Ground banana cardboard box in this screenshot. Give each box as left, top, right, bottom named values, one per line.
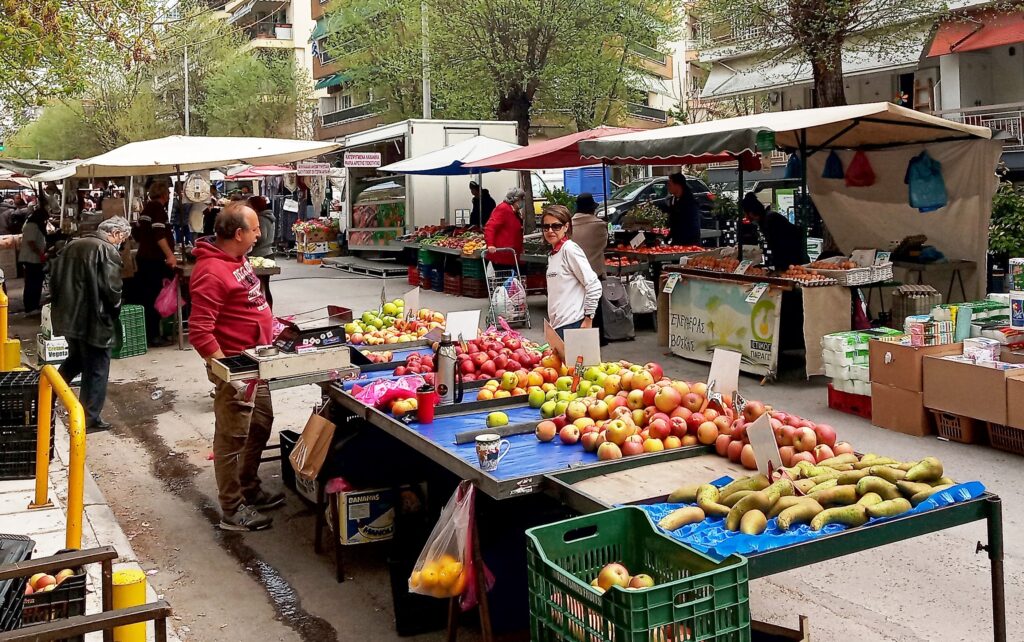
left=332, top=483, right=427, bottom=545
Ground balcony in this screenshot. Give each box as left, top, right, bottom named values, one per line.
left=321, top=102, right=383, bottom=128
left=693, top=21, right=768, bottom=55
left=626, top=102, right=669, bottom=122
left=933, top=102, right=1024, bottom=152
left=630, top=43, right=673, bottom=79
left=630, top=42, right=667, bottom=65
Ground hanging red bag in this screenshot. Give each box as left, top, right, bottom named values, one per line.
left=844, top=150, right=876, bottom=187
left=153, top=275, right=179, bottom=318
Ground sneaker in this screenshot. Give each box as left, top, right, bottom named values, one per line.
left=248, top=490, right=285, bottom=511
left=219, top=505, right=272, bottom=531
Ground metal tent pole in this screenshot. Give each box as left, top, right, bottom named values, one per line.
left=737, top=159, right=744, bottom=259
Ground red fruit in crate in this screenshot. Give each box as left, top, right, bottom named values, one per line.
left=813, top=424, right=837, bottom=448
left=715, top=434, right=731, bottom=457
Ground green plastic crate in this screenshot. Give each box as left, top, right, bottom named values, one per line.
left=462, top=259, right=485, bottom=278
left=417, top=248, right=438, bottom=265
left=113, top=305, right=147, bottom=359
left=526, top=507, right=750, bottom=642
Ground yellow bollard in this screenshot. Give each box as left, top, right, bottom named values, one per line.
left=112, top=569, right=148, bottom=642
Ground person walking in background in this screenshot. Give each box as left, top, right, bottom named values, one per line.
left=541, top=205, right=601, bottom=339
left=656, top=173, right=701, bottom=246
left=18, top=208, right=49, bottom=314
left=485, top=187, right=525, bottom=267
left=189, top=201, right=281, bottom=531
left=50, top=217, right=131, bottom=433
left=469, top=181, right=496, bottom=227
left=171, top=183, right=194, bottom=248
left=132, top=182, right=177, bottom=347
left=247, top=195, right=276, bottom=307
left=571, top=193, right=609, bottom=344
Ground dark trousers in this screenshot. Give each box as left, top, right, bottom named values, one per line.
left=21, top=262, right=44, bottom=312
left=58, top=338, right=111, bottom=427
left=135, top=257, right=170, bottom=344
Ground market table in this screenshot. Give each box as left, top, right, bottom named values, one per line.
left=543, top=448, right=1006, bottom=642
left=894, top=259, right=976, bottom=303
left=173, top=263, right=282, bottom=350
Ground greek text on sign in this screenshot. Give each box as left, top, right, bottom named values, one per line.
left=344, top=152, right=382, bottom=168
left=296, top=162, right=330, bottom=176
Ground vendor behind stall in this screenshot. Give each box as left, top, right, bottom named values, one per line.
left=132, top=182, right=177, bottom=347
left=655, top=173, right=700, bottom=246
left=741, top=192, right=809, bottom=270
left=469, top=180, right=496, bottom=227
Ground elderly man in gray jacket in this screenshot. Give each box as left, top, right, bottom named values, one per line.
left=50, top=217, right=132, bottom=432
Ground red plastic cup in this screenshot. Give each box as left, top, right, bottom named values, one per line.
left=416, top=385, right=438, bottom=424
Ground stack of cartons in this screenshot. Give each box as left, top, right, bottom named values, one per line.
left=869, top=340, right=962, bottom=436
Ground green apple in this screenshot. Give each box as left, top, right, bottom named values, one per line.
left=556, top=391, right=575, bottom=402
left=545, top=389, right=559, bottom=402
left=577, top=380, right=593, bottom=397
left=392, top=298, right=405, bottom=308
left=603, top=363, right=621, bottom=375
left=382, top=302, right=399, bottom=316
left=361, top=311, right=376, bottom=324
left=584, top=366, right=602, bottom=382
left=500, top=371, right=518, bottom=391
left=528, top=388, right=546, bottom=408
left=592, top=371, right=607, bottom=387
left=554, top=400, right=570, bottom=416
left=486, top=411, right=509, bottom=428
left=540, top=400, right=557, bottom=419
left=629, top=365, right=643, bottom=373
left=555, top=376, right=574, bottom=391
left=345, top=322, right=359, bottom=335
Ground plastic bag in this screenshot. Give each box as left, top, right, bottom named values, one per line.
left=154, top=276, right=178, bottom=318
left=353, top=375, right=426, bottom=409
left=783, top=152, right=803, bottom=179
left=845, top=150, right=876, bottom=187
left=490, top=285, right=511, bottom=318
left=409, top=481, right=494, bottom=608
left=627, top=275, right=657, bottom=314
left=822, top=150, right=844, bottom=179
left=504, top=276, right=527, bottom=315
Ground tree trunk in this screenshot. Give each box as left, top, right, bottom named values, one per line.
left=810, top=44, right=846, bottom=107
left=497, top=89, right=535, bottom=232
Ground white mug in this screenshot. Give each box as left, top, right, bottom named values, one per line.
left=475, top=434, right=511, bottom=472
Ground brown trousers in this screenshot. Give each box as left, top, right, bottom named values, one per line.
left=212, top=378, right=274, bottom=514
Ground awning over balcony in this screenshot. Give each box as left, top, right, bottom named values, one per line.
left=228, top=0, right=286, bottom=26
left=927, top=9, right=1024, bottom=57
left=315, top=73, right=350, bottom=90
left=701, top=29, right=929, bottom=99
left=310, top=17, right=333, bottom=42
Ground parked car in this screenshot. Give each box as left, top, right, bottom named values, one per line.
left=600, top=176, right=715, bottom=227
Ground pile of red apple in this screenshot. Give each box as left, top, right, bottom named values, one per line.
left=428, top=332, right=547, bottom=382
left=715, top=409, right=853, bottom=470
left=393, top=352, right=435, bottom=376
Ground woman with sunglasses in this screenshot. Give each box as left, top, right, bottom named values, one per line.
left=542, top=205, right=602, bottom=339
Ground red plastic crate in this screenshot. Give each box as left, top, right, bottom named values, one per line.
left=443, top=275, right=462, bottom=296
left=462, top=277, right=488, bottom=299
left=407, top=265, right=419, bottom=287
left=827, top=383, right=872, bottom=420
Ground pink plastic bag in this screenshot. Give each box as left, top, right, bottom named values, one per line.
left=353, top=375, right=426, bottom=409
left=154, top=276, right=179, bottom=318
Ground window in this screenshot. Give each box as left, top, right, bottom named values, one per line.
left=339, top=94, right=353, bottom=110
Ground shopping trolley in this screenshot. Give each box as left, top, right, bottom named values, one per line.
left=481, top=248, right=532, bottom=329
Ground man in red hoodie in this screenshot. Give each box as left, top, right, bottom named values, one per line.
left=189, top=202, right=282, bottom=531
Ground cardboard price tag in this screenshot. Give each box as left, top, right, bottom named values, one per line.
left=679, top=256, right=691, bottom=266
left=707, top=349, right=741, bottom=401
left=734, top=260, right=753, bottom=275
left=445, top=310, right=481, bottom=343
left=402, top=287, right=420, bottom=321
left=850, top=248, right=876, bottom=267
left=745, top=414, right=784, bottom=477
left=564, top=328, right=602, bottom=368
left=663, top=273, right=681, bottom=294
left=630, top=232, right=646, bottom=248
left=745, top=283, right=769, bottom=303
left=874, top=251, right=891, bottom=266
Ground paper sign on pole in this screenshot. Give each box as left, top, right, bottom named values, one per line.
left=707, top=348, right=741, bottom=400
left=445, top=310, right=481, bottom=342
left=850, top=248, right=876, bottom=267
left=746, top=413, right=783, bottom=477
left=564, top=329, right=602, bottom=367
left=402, top=287, right=420, bottom=321
left=544, top=320, right=565, bottom=361
left=734, top=260, right=753, bottom=275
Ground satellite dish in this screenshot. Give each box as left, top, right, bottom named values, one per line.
left=183, top=173, right=211, bottom=203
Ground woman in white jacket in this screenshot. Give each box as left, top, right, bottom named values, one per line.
left=541, top=205, right=602, bottom=339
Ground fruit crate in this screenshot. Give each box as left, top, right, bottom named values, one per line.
left=0, top=534, right=34, bottom=632
left=462, top=259, right=486, bottom=279
left=417, top=248, right=438, bottom=266
left=443, top=274, right=462, bottom=296
left=826, top=383, right=871, bottom=420
left=407, top=265, right=419, bottom=287
left=0, top=371, right=50, bottom=425
left=0, top=423, right=53, bottom=481
left=931, top=411, right=980, bottom=444
left=113, top=304, right=147, bottom=360
left=21, top=560, right=87, bottom=642
left=526, top=507, right=750, bottom=642
left=418, top=265, right=434, bottom=291
left=986, top=422, right=1024, bottom=456
left=462, top=277, right=488, bottom=299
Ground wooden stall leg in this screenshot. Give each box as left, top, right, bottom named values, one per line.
left=333, top=494, right=345, bottom=583
left=446, top=597, right=459, bottom=642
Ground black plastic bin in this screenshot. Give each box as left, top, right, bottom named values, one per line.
left=0, top=534, right=34, bottom=632
left=21, top=553, right=86, bottom=642
left=279, top=429, right=300, bottom=492
left=0, top=371, right=55, bottom=480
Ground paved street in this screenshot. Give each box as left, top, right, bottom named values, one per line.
left=15, top=259, right=1022, bottom=642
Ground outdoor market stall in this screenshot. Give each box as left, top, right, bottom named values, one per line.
left=580, top=103, right=1001, bottom=379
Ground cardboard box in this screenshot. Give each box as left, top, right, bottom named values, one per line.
left=1006, top=374, right=1024, bottom=429
left=331, top=484, right=426, bottom=545
left=36, top=334, right=68, bottom=364
left=868, top=341, right=962, bottom=392
left=923, top=356, right=1024, bottom=425
left=871, top=383, right=932, bottom=437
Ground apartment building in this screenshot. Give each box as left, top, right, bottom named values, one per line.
left=224, top=0, right=315, bottom=79
left=687, top=1, right=1023, bottom=182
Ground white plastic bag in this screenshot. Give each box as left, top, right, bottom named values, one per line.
left=504, top=276, right=527, bottom=316
left=627, top=275, right=657, bottom=314
left=490, top=285, right=512, bottom=319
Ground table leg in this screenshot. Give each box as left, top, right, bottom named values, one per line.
left=955, top=268, right=967, bottom=302
left=985, top=496, right=1006, bottom=642
left=446, top=597, right=459, bottom=642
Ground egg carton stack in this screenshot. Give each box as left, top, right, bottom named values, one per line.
left=821, top=331, right=876, bottom=397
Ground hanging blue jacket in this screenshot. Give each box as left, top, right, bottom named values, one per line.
left=904, top=151, right=947, bottom=212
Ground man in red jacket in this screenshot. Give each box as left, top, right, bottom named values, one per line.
left=189, top=202, right=282, bottom=531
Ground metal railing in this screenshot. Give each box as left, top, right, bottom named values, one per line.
left=30, top=365, right=87, bottom=550
left=626, top=102, right=669, bottom=122
left=933, top=102, right=1024, bottom=152
left=630, top=42, right=668, bottom=65
left=321, top=102, right=382, bottom=127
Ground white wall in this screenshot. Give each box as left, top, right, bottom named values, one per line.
left=988, top=44, right=1024, bottom=105
left=287, top=0, right=314, bottom=80
left=958, top=50, right=995, bottom=107
left=938, top=54, right=961, bottom=111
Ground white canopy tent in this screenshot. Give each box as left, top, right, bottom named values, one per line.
left=379, top=135, right=521, bottom=176
left=32, top=136, right=340, bottom=180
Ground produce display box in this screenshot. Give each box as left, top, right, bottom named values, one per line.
left=931, top=410, right=981, bottom=444
left=526, top=507, right=750, bottom=642
left=407, top=265, right=419, bottom=287
left=868, top=341, right=962, bottom=392
left=443, top=274, right=462, bottom=297
left=871, top=383, right=931, bottom=437
left=826, top=383, right=871, bottom=420
left=21, top=562, right=87, bottom=641
left=923, top=355, right=1024, bottom=425
left=462, top=277, right=488, bottom=299
left=0, top=534, right=33, bottom=632
left=113, top=304, right=148, bottom=359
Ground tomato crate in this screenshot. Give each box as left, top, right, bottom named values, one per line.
left=526, top=507, right=750, bottom=642
left=0, top=534, right=33, bottom=632
left=826, top=383, right=871, bottom=420
left=418, top=265, right=434, bottom=291
left=462, top=277, right=488, bottom=299
left=986, top=422, right=1024, bottom=456
left=931, top=411, right=981, bottom=444
left=443, top=274, right=462, bottom=296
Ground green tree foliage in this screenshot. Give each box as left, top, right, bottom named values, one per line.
left=690, top=0, right=948, bottom=107
left=4, top=100, right=104, bottom=159
left=990, top=181, right=1024, bottom=257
